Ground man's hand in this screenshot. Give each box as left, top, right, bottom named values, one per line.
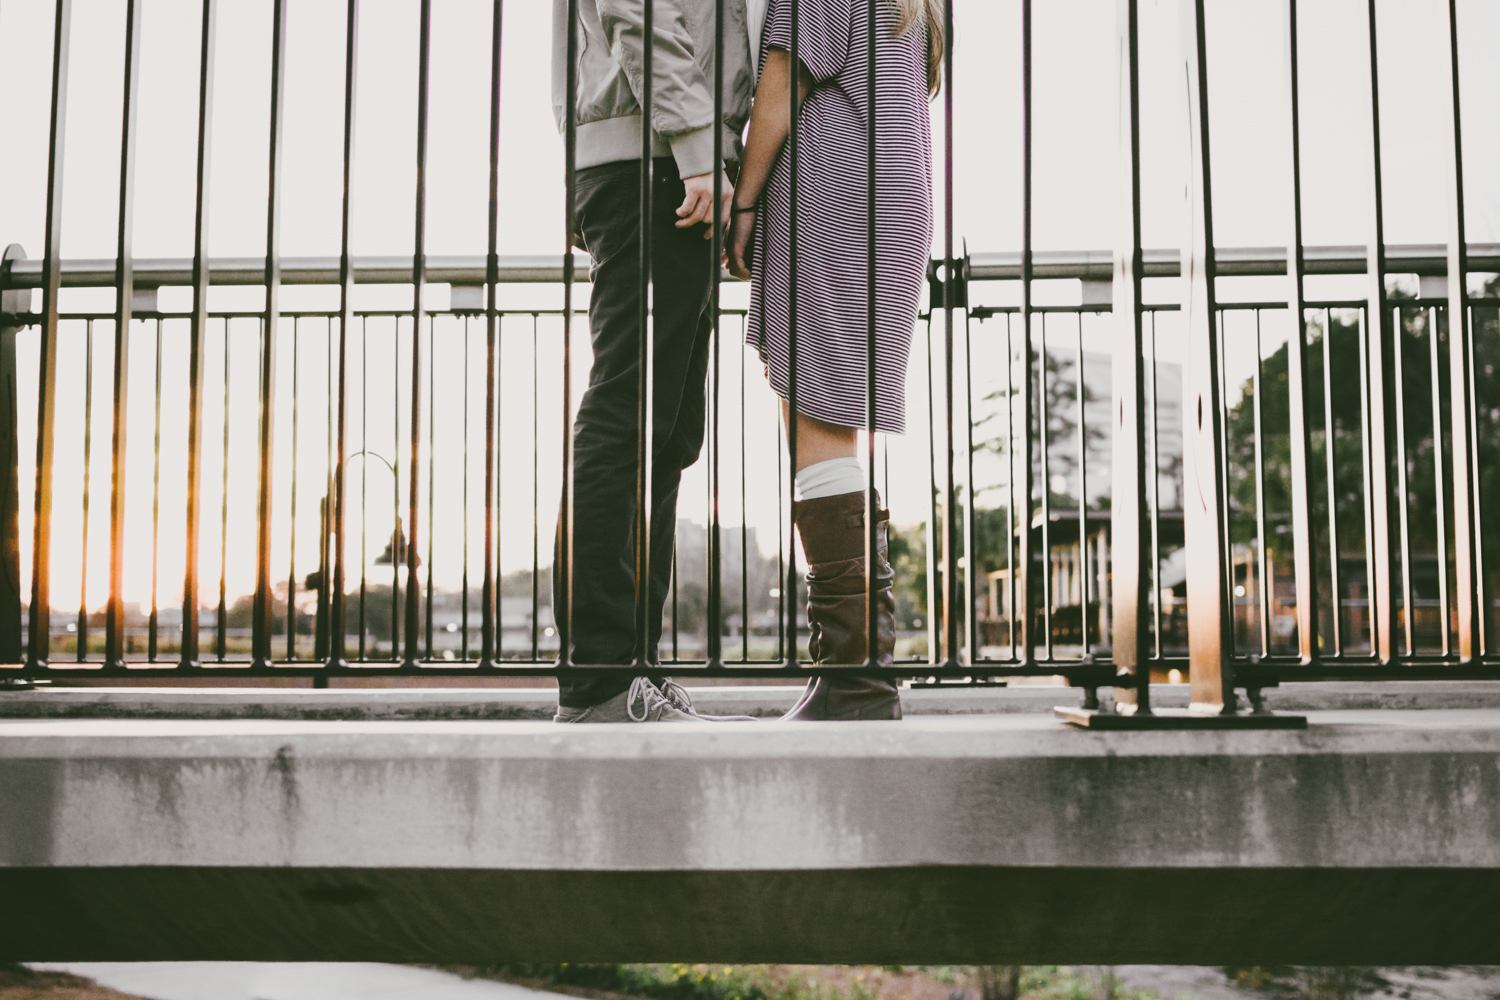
left=677, top=170, right=734, bottom=238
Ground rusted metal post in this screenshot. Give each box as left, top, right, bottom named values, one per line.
left=1180, top=0, right=1233, bottom=714
left=1110, top=0, right=1150, bottom=714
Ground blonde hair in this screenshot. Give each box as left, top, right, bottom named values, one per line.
left=894, top=0, right=945, bottom=96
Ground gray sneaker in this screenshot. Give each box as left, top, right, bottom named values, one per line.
left=658, top=678, right=757, bottom=722
left=553, top=676, right=698, bottom=723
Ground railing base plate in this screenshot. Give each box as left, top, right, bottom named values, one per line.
left=1055, top=706, right=1308, bottom=729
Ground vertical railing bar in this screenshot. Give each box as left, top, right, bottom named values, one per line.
left=924, top=314, right=939, bottom=666
left=327, top=0, right=359, bottom=671
left=358, top=323, right=367, bottom=659
left=531, top=314, right=539, bottom=661
left=1217, top=310, right=1235, bottom=647
left=179, top=0, right=218, bottom=670
left=26, top=0, right=72, bottom=675
left=1180, top=0, right=1234, bottom=711
left=1390, top=303, right=1415, bottom=656
left=462, top=316, right=470, bottom=660
left=1426, top=303, right=1451, bottom=657
left=218, top=320, right=230, bottom=661
left=1004, top=314, right=1017, bottom=661
left=1465, top=297, right=1487, bottom=657
left=149, top=319, right=162, bottom=662
left=1361, top=0, right=1396, bottom=664
left=636, top=0, right=657, bottom=673
left=670, top=543, right=679, bottom=662
left=1322, top=308, right=1343, bottom=657
left=1251, top=311, right=1272, bottom=657
left=0, top=248, right=21, bottom=666
left=78, top=321, right=93, bottom=662
left=480, top=0, right=503, bottom=670
left=939, top=0, right=958, bottom=669
left=1441, top=0, right=1482, bottom=661
left=316, top=323, right=331, bottom=661
left=424, top=317, right=435, bottom=661
left=403, top=0, right=432, bottom=669
left=707, top=0, right=723, bottom=670
left=1356, top=308, right=1378, bottom=655
left=741, top=319, right=749, bottom=663
left=504, top=313, right=510, bottom=659
left=1147, top=310, right=1163, bottom=661
left=105, top=0, right=143, bottom=670
left=1016, top=0, right=1034, bottom=668
left=391, top=322, right=400, bottom=659
left=783, top=0, right=799, bottom=670
left=1283, top=0, right=1319, bottom=665
left=287, top=319, right=300, bottom=660
left=964, top=312, right=978, bottom=663
left=559, top=0, right=577, bottom=675
left=1074, top=316, right=1088, bottom=655
left=776, top=428, right=784, bottom=660
left=1038, top=313, right=1053, bottom=661
left=251, top=0, right=289, bottom=670
left=862, top=0, right=880, bottom=671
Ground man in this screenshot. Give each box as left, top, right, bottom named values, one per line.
left=551, top=0, right=755, bottom=722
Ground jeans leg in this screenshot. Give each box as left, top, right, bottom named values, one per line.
left=555, top=158, right=713, bottom=708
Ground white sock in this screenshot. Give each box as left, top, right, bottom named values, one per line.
left=794, top=456, right=866, bottom=500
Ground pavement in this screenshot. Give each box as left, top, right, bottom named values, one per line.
left=25, top=964, right=554, bottom=1000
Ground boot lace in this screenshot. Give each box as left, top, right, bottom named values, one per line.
left=626, top=676, right=677, bottom=722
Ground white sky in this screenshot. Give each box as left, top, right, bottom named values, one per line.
left=0, top=0, right=1497, bottom=614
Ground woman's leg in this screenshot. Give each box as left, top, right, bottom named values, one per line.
left=781, top=401, right=857, bottom=470
left=779, top=403, right=900, bottom=721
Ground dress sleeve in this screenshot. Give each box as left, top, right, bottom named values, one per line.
left=761, top=0, right=852, bottom=83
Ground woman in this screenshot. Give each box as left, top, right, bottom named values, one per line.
left=727, top=0, right=941, bottom=721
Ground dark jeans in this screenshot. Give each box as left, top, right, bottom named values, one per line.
left=554, top=157, right=714, bottom=708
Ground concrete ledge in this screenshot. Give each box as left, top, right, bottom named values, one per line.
left=4, top=680, right=1500, bottom=720
left=3, top=711, right=1500, bottom=962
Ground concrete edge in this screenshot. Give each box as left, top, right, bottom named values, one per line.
left=0, top=680, right=1497, bottom=720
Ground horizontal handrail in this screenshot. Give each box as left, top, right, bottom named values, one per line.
left=4, top=244, right=1499, bottom=290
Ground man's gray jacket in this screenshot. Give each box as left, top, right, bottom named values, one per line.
left=552, top=0, right=754, bottom=178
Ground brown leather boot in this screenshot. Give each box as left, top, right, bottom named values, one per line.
left=782, top=490, right=902, bottom=721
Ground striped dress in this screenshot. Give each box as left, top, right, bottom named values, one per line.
left=747, top=0, right=933, bottom=435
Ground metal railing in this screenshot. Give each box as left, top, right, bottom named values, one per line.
left=1, top=0, right=1496, bottom=712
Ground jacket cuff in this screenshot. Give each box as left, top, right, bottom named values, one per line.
left=670, top=126, right=718, bottom=179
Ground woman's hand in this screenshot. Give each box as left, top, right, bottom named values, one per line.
left=727, top=207, right=756, bottom=280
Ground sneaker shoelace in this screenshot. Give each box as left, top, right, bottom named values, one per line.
left=658, top=678, right=696, bottom=714
left=626, top=676, right=677, bottom=722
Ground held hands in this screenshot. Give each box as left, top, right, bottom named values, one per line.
left=726, top=205, right=755, bottom=280
left=676, top=170, right=735, bottom=239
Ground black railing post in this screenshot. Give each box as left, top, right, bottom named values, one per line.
left=1441, top=0, right=1483, bottom=662
left=0, top=246, right=25, bottom=670
left=1283, top=0, right=1319, bottom=669
left=1179, top=0, right=1234, bottom=713
left=939, top=0, right=959, bottom=671
left=1110, top=0, right=1150, bottom=714
left=404, top=0, right=432, bottom=670
left=180, top=0, right=218, bottom=670
left=1015, top=0, right=1034, bottom=668
left=328, top=0, right=360, bottom=671
left=707, top=0, right=724, bottom=670
left=559, top=0, right=578, bottom=673
left=480, top=0, right=503, bottom=671
left=1361, top=0, right=1397, bottom=665
left=104, top=0, right=143, bottom=671
left=636, top=0, right=656, bottom=671
left=28, top=0, right=73, bottom=677
left=252, top=0, right=289, bottom=671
